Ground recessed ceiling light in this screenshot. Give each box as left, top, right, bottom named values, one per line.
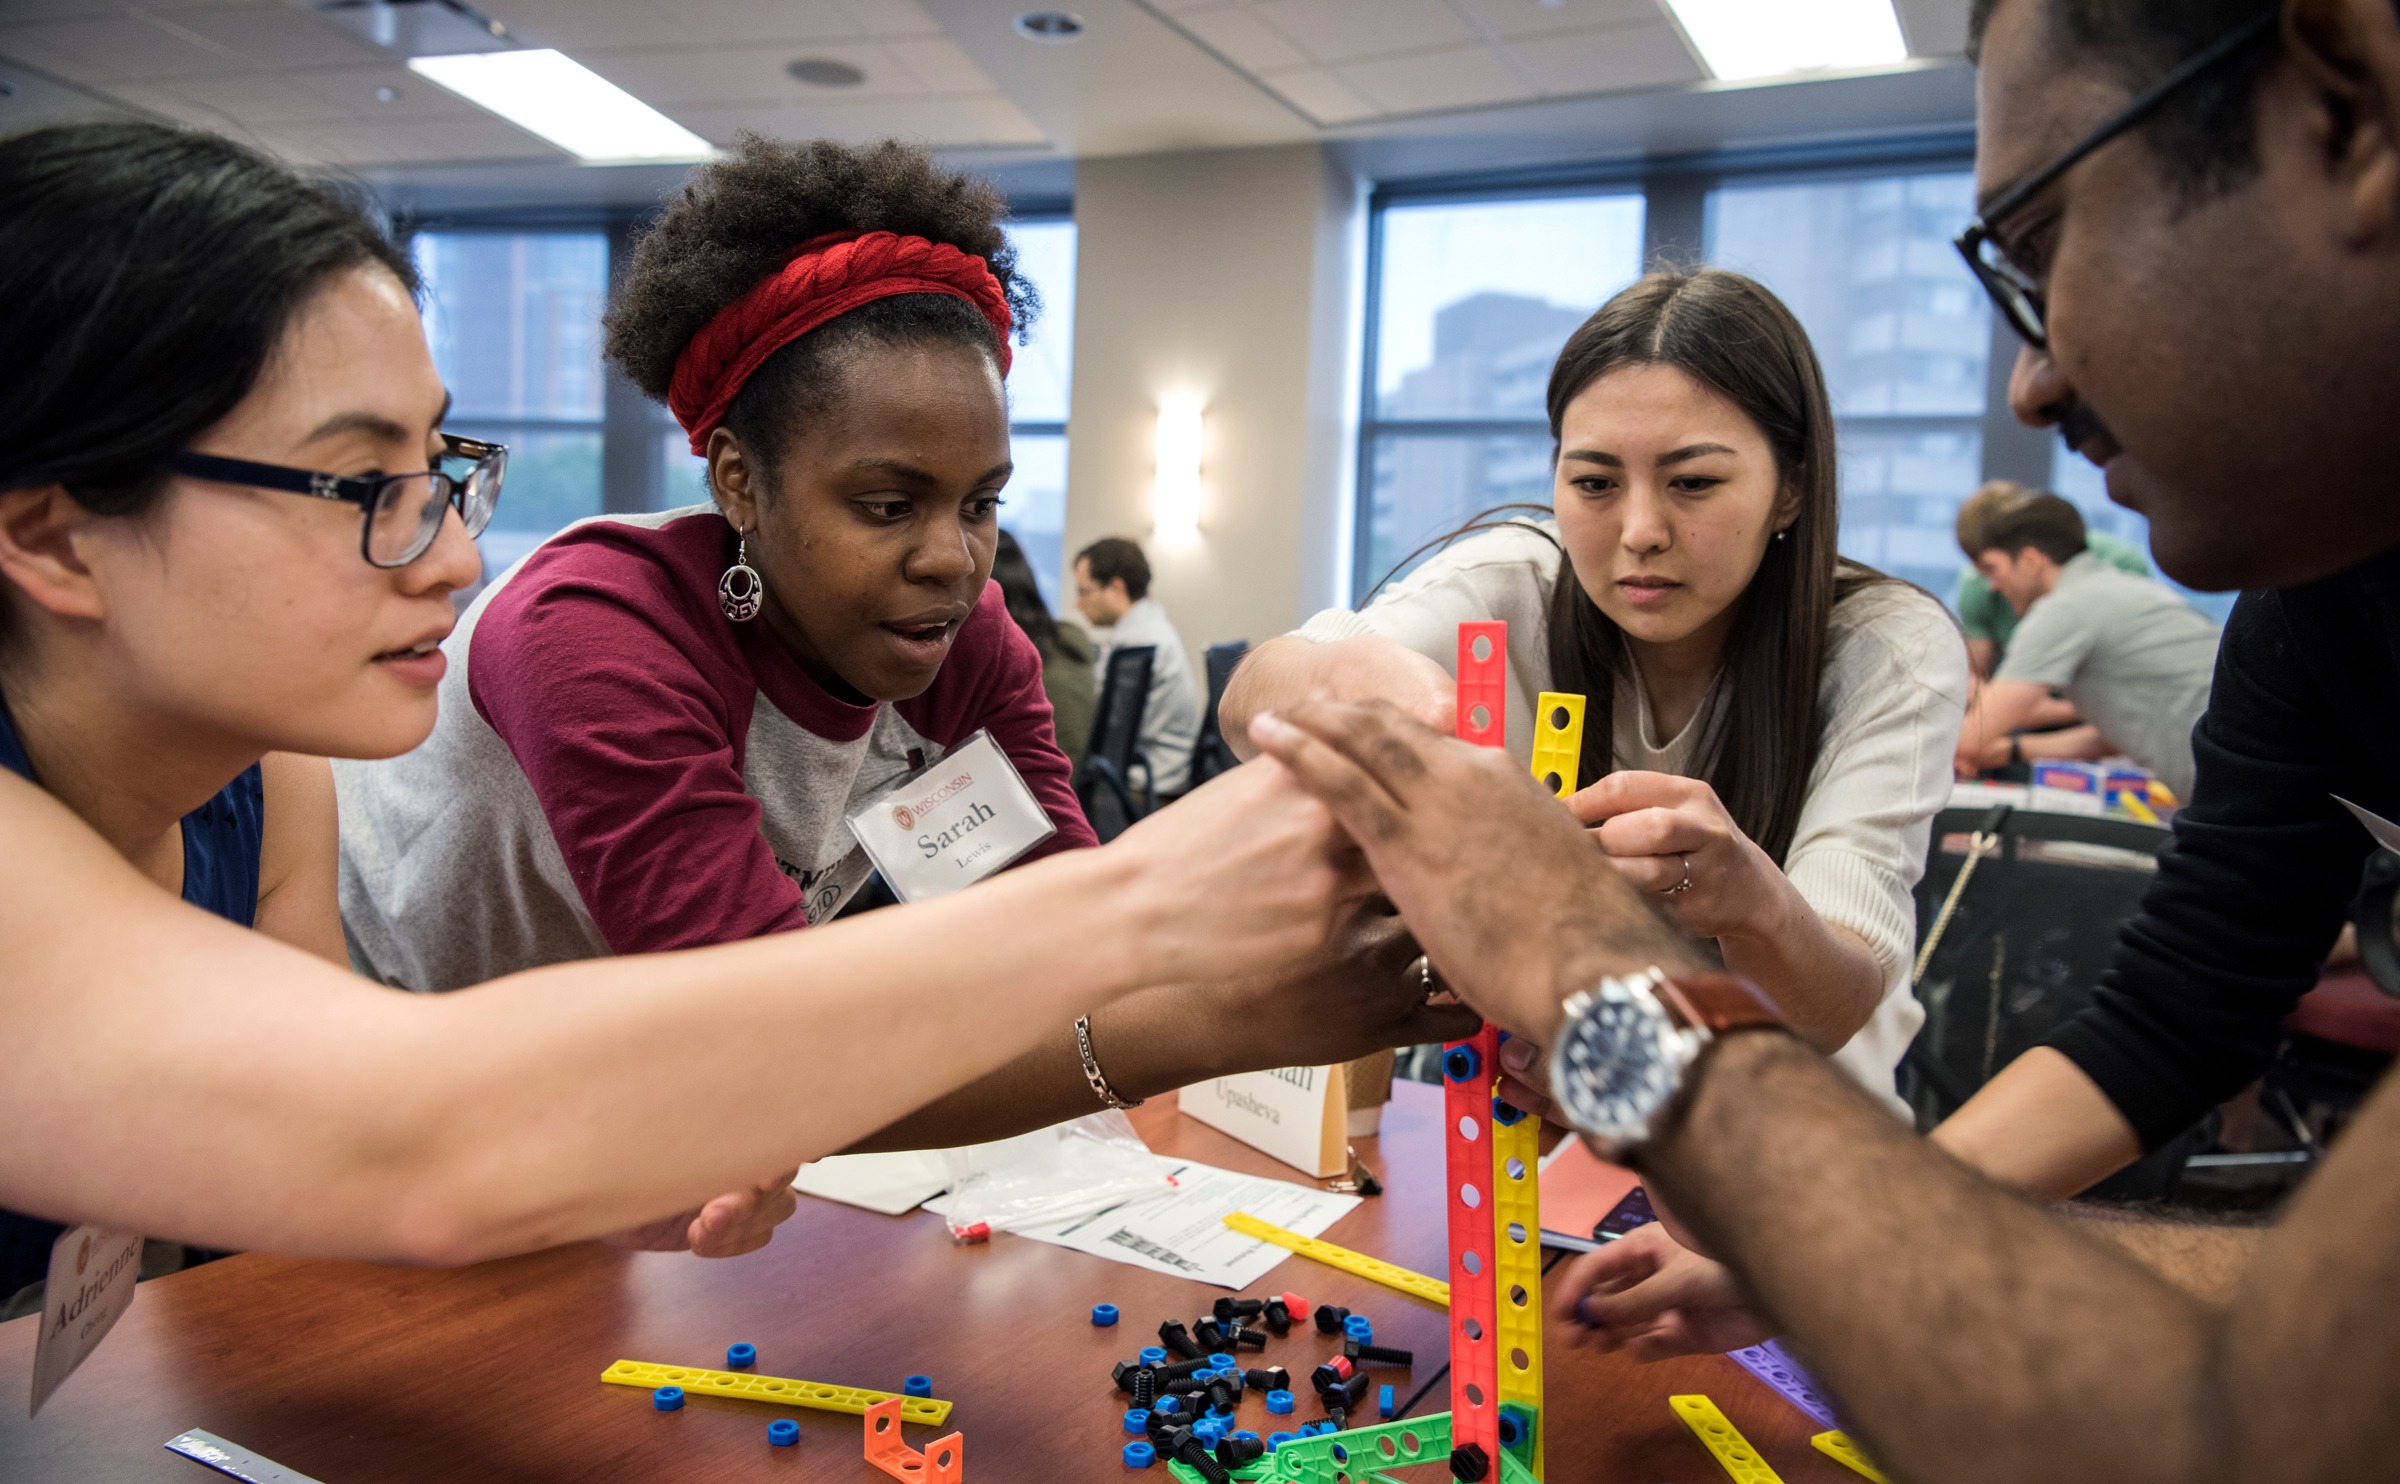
left=407, top=49, right=714, bottom=163
left=374, top=84, right=400, bottom=102
left=1013, top=11, right=1084, bottom=42
left=786, top=57, right=865, bottom=87
left=1663, top=0, right=1908, bottom=82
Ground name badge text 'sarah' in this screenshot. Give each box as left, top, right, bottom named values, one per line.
left=847, top=729, right=1056, bottom=902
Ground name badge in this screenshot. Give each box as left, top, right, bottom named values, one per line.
left=29, top=1225, right=142, bottom=1414
left=847, top=729, right=1057, bottom=902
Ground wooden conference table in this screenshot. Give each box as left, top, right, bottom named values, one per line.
left=0, top=1082, right=1851, bottom=1482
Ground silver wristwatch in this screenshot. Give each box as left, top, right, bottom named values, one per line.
left=1548, top=966, right=1785, bottom=1156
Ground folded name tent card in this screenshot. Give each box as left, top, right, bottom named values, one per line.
left=1179, top=1065, right=1349, bottom=1179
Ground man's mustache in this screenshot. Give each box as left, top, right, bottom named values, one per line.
left=2058, top=399, right=2117, bottom=462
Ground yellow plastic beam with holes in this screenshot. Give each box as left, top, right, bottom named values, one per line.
left=601, top=1359, right=953, bottom=1426
left=1670, top=1395, right=1785, bottom=1484
left=1222, top=1212, right=1449, bottom=1307
left=1530, top=692, right=1586, bottom=799
left=1492, top=1100, right=1545, bottom=1479
left=1811, top=1431, right=1892, bottom=1484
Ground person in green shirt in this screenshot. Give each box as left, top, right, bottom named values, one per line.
left=1952, top=479, right=2152, bottom=679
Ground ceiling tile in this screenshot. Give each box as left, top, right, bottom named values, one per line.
left=839, top=0, right=943, bottom=38
left=884, top=34, right=1000, bottom=94
left=1255, top=62, right=1375, bottom=124
left=645, top=0, right=866, bottom=45
left=151, top=4, right=387, bottom=70
left=1451, top=0, right=1667, bottom=41
left=1142, top=0, right=1226, bottom=12
left=1172, top=5, right=1307, bottom=72
left=289, top=63, right=489, bottom=120
left=672, top=96, right=977, bottom=147
left=82, top=77, right=252, bottom=129
left=586, top=43, right=924, bottom=106
left=1506, top=20, right=1701, bottom=95
left=0, top=15, right=235, bottom=80
left=948, top=92, right=1048, bottom=146
left=481, top=0, right=692, bottom=50
left=1337, top=41, right=1533, bottom=113
left=1247, top=0, right=1474, bottom=63
left=0, top=23, right=121, bottom=82
left=149, top=67, right=364, bottom=125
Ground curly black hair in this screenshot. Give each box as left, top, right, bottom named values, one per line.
left=605, top=134, right=1037, bottom=480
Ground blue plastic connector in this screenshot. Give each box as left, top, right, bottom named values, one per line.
left=1268, top=1431, right=1296, bottom=1451
left=1153, top=1395, right=1183, bottom=1416
left=1139, top=1346, right=1169, bottom=1367
left=1343, top=1315, right=1373, bottom=1344
left=1233, top=1431, right=1261, bottom=1445
left=1264, top=1389, right=1294, bottom=1415
left=652, top=1385, right=684, bottom=1411
left=1123, top=1441, right=1156, bottom=1469
left=1380, top=1384, right=1396, bottom=1419
left=726, top=1342, right=756, bottom=1369
left=1093, top=1303, right=1120, bottom=1327
left=1123, top=1408, right=1150, bottom=1434
left=903, top=1374, right=933, bottom=1398
left=1208, top=1352, right=1237, bottom=1370
left=768, top=1418, right=799, bottom=1447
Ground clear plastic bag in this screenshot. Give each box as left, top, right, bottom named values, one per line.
left=935, top=1110, right=1171, bottom=1241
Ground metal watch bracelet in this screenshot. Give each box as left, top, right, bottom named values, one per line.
left=1074, top=1014, right=1144, bottom=1109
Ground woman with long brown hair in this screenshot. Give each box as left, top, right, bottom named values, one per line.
left=1225, top=266, right=1968, bottom=1108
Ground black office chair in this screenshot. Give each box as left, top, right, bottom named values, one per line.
left=1904, top=803, right=2207, bottom=1197
left=1077, top=644, right=1155, bottom=843
left=1188, top=640, right=1250, bottom=789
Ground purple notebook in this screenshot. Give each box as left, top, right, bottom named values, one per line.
left=1728, top=1339, right=1839, bottom=1429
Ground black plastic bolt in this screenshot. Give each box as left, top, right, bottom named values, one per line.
left=1204, top=1380, right=1238, bottom=1413
left=1215, top=1434, right=1268, bottom=1467
left=1244, top=1366, right=1290, bottom=1394
left=1344, top=1339, right=1416, bottom=1367
left=1165, top=1429, right=1232, bottom=1484
left=1159, top=1357, right=1208, bottom=1381
left=1340, top=1370, right=1372, bottom=1408
left=1163, top=1377, right=1207, bottom=1396
left=1193, top=1317, right=1228, bottom=1350
left=1263, top=1298, right=1292, bottom=1335
left=1314, top=1304, right=1352, bottom=1335
left=1159, top=1320, right=1202, bottom=1360
left=1231, top=1325, right=1268, bottom=1350
left=1113, top=1360, right=1144, bottom=1393
left=1451, top=1442, right=1491, bottom=1481
left=1327, top=1404, right=1348, bottom=1430
left=1132, top=1368, right=1158, bottom=1409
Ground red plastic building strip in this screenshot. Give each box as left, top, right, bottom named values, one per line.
left=1456, top=621, right=1506, bottom=748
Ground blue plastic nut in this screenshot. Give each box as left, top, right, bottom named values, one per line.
left=727, top=1342, right=757, bottom=1369
left=652, top=1385, right=685, bottom=1411
left=1233, top=1431, right=1261, bottom=1444
left=1264, top=1389, right=1294, bottom=1415
left=1093, top=1303, right=1120, bottom=1327
left=768, top=1418, right=799, bottom=1447
left=1153, top=1395, right=1183, bottom=1416
left=1269, top=1431, right=1296, bottom=1451
left=1123, top=1408, right=1150, bottom=1434
left=903, top=1375, right=934, bottom=1398
left=1444, top=1044, right=1483, bottom=1082
left=1139, top=1346, right=1169, bottom=1367
left=1193, top=1418, right=1225, bottom=1446
left=1208, top=1352, right=1237, bottom=1370
left=1343, top=1316, right=1373, bottom=1344
left=1123, top=1441, right=1156, bottom=1469
left=1379, top=1384, right=1396, bottom=1419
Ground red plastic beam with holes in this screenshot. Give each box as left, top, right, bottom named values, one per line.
left=1445, top=619, right=1507, bottom=1479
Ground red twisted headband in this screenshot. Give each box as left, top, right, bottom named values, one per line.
left=666, top=230, right=1014, bottom=455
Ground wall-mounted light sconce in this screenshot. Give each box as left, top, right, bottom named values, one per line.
left=1152, top=396, right=1205, bottom=544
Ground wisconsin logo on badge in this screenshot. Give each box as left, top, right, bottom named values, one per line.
left=892, top=803, right=916, bottom=830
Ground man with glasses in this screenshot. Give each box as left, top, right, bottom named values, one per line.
left=1247, top=2, right=2400, bottom=1479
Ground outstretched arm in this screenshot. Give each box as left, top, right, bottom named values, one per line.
left=1219, top=634, right=1453, bottom=762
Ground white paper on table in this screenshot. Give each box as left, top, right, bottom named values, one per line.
left=934, top=1159, right=1360, bottom=1289
left=2336, top=796, right=2400, bottom=856
left=792, top=1151, right=953, bottom=1216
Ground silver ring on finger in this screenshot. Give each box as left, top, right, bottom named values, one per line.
left=1663, top=853, right=1694, bottom=897
left=1410, top=952, right=1459, bottom=1007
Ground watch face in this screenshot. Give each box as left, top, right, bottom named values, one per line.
left=1556, top=978, right=1692, bottom=1148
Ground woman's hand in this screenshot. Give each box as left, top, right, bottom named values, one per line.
left=1105, top=757, right=1372, bottom=989
left=1209, top=903, right=1484, bottom=1070
left=1551, top=1220, right=1774, bottom=1360
left=1570, top=771, right=1794, bottom=943
left=603, top=1170, right=800, bottom=1258
left=1222, top=635, right=1455, bottom=761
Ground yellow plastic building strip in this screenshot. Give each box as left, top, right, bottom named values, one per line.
left=1491, top=1101, right=1545, bottom=1479
left=1529, top=692, right=1586, bottom=799
left=601, top=1359, right=953, bottom=1426
left=1222, top=1212, right=1449, bottom=1307
left=1811, top=1431, right=1891, bottom=1484
left=1670, top=1395, right=1785, bottom=1484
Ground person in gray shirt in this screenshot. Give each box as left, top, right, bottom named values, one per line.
left=1954, top=494, right=2219, bottom=797
left=1074, top=536, right=1203, bottom=798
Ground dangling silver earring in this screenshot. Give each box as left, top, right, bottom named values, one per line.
left=720, top=532, right=762, bottom=622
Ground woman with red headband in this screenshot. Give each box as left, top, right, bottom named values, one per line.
left=334, top=138, right=1473, bottom=1255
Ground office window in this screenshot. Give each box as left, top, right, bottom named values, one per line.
left=1706, top=170, right=1992, bottom=596
left=1357, top=194, right=1647, bottom=595
left=414, top=231, right=610, bottom=578
left=1003, top=218, right=1076, bottom=607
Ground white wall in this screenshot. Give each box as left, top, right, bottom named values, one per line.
left=1063, top=143, right=1362, bottom=684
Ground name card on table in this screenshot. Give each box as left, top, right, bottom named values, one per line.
left=30, top=1225, right=142, bottom=1414
left=1181, top=1065, right=1349, bottom=1179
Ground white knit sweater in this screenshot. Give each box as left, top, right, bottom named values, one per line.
left=1299, top=522, right=1970, bottom=1114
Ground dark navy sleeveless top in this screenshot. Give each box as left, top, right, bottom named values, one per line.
left=0, top=693, right=263, bottom=1307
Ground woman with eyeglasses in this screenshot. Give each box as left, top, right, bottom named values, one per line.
left=331, top=135, right=1471, bottom=1230
left=0, top=121, right=1358, bottom=1314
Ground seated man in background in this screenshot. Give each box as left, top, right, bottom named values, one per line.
left=1074, top=535, right=1203, bottom=799
left=1953, top=477, right=2152, bottom=681
left=1954, top=491, right=2219, bottom=795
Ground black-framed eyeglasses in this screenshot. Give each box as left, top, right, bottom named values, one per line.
left=1955, top=8, right=2281, bottom=348
left=169, top=433, right=507, bottom=569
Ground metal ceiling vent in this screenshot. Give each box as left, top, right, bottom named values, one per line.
left=317, top=0, right=514, bottom=56
left=1012, top=12, right=1086, bottom=42
left=786, top=57, right=867, bottom=88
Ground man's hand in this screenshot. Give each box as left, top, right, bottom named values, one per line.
left=1208, top=903, right=1483, bottom=1070
left=1249, top=700, right=1696, bottom=1044
left=1553, top=1220, right=1773, bottom=1360
left=604, top=1171, right=800, bottom=1258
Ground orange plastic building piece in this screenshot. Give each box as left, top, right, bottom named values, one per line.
left=864, top=1395, right=963, bottom=1484
left=1456, top=621, right=1507, bottom=748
